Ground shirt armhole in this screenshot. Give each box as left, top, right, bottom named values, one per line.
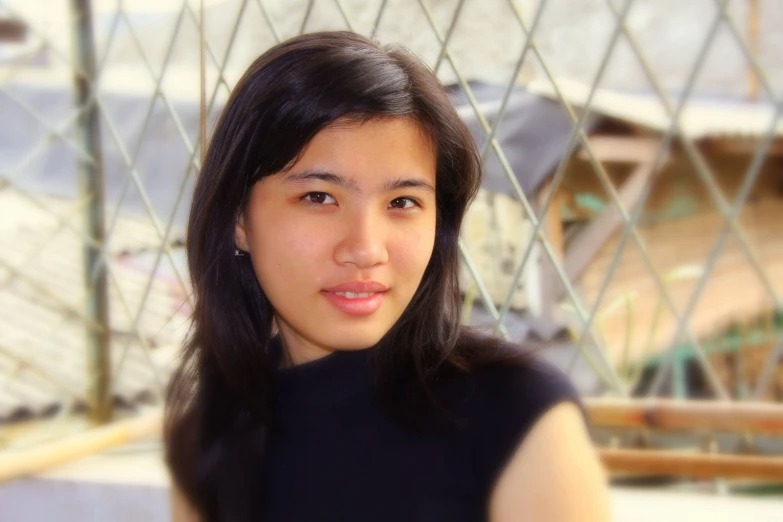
left=472, top=358, right=585, bottom=502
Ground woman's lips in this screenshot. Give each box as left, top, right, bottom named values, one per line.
left=321, top=281, right=388, bottom=316
left=322, top=290, right=385, bottom=315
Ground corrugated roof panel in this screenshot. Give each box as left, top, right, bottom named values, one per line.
left=0, top=191, right=186, bottom=420
left=528, top=77, right=783, bottom=140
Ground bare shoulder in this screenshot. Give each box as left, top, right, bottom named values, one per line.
left=488, top=401, right=611, bottom=522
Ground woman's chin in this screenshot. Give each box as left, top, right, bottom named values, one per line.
left=326, top=334, right=384, bottom=352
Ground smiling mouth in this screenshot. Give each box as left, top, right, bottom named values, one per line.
left=329, top=291, right=379, bottom=299
left=321, top=289, right=387, bottom=315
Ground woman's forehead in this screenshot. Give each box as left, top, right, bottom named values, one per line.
left=279, top=117, right=437, bottom=190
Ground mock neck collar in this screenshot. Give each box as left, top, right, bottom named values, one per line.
left=270, top=337, right=376, bottom=413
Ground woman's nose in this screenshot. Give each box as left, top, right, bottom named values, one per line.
left=333, top=209, right=389, bottom=269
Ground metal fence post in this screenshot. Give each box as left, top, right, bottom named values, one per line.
left=70, top=0, right=111, bottom=423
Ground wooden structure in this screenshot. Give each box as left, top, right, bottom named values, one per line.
left=527, top=78, right=783, bottom=399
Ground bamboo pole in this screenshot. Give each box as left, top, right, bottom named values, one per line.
left=600, top=448, right=783, bottom=481
left=70, top=0, right=111, bottom=423
left=747, top=0, right=759, bottom=102
left=585, top=398, right=783, bottom=434
left=0, top=413, right=162, bottom=483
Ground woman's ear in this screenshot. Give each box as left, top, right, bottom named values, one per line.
left=234, top=213, right=250, bottom=252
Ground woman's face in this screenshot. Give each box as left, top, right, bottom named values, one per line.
left=235, top=117, right=437, bottom=365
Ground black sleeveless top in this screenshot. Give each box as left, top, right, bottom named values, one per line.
left=261, top=344, right=583, bottom=521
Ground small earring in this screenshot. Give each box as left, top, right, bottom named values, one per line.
left=234, top=248, right=246, bottom=257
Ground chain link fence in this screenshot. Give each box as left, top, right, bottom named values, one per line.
left=1, top=0, right=782, bottom=482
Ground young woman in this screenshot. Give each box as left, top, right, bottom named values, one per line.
left=166, top=31, right=610, bottom=522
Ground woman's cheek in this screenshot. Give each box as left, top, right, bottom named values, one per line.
left=397, top=220, right=436, bottom=262
left=392, top=237, right=433, bottom=280
left=273, top=213, right=329, bottom=255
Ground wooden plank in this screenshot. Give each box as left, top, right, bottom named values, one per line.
left=554, top=161, right=657, bottom=302
left=0, top=412, right=162, bottom=483
left=600, top=448, right=783, bottom=481
left=578, top=135, right=668, bottom=164
left=538, top=179, right=565, bottom=258
left=538, top=179, right=564, bottom=320
left=586, top=398, right=783, bottom=434
left=565, top=155, right=781, bottom=222
left=701, top=137, right=783, bottom=156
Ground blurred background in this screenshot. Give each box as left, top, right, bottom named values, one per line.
left=0, top=0, right=781, bottom=520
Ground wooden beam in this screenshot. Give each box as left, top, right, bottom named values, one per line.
left=553, top=161, right=657, bottom=302
left=585, top=398, right=783, bottom=434
left=701, top=137, right=783, bottom=157
left=538, top=179, right=564, bottom=320
left=0, top=412, right=162, bottom=483
left=578, top=136, right=667, bottom=164
left=600, top=448, right=783, bottom=481
left=538, top=179, right=565, bottom=259
left=546, top=136, right=669, bottom=303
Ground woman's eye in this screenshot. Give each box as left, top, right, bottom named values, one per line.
left=302, top=192, right=336, bottom=205
left=389, top=197, right=418, bottom=210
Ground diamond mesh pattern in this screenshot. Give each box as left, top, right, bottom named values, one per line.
left=0, top=0, right=781, bottom=438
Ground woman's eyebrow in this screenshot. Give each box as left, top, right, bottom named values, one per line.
left=282, top=170, right=358, bottom=190
left=283, top=170, right=434, bottom=194
left=382, top=178, right=435, bottom=194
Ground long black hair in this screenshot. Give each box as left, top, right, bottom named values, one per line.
left=165, top=31, right=522, bottom=521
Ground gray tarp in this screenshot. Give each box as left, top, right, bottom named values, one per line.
left=450, top=81, right=597, bottom=199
